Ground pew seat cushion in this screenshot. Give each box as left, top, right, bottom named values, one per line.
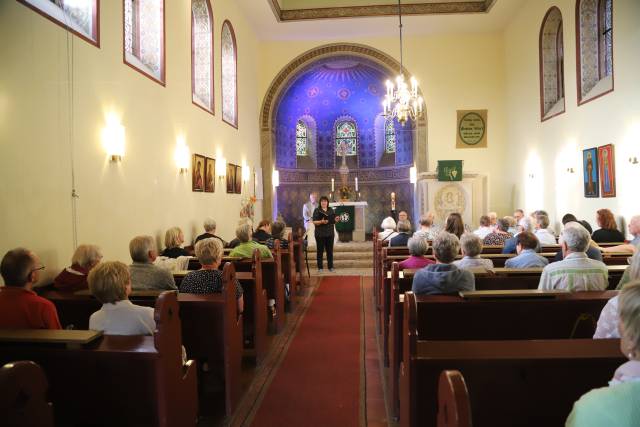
left=89, top=300, right=155, bottom=335
left=0, top=287, right=62, bottom=330
left=566, top=380, right=640, bottom=427
left=412, top=264, right=474, bottom=295
left=180, top=269, right=243, bottom=299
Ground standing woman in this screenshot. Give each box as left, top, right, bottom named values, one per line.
left=313, top=196, right=339, bottom=272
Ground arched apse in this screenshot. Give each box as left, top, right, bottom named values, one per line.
left=260, top=43, right=428, bottom=225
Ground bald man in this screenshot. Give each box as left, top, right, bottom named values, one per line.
left=598, top=215, right=640, bottom=254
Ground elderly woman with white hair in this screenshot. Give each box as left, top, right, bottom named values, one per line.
left=567, top=282, right=640, bottom=426
left=454, top=233, right=494, bottom=271
left=195, top=218, right=226, bottom=246
left=378, top=216, right=398, bottom=242
left=399, top=237, right=435, bottom=270
left=180, top=238, right=244, bottom=313
left=53, top=244, right=103, bottom=292
left=229, top=223, right=273, bottom=259
left=161, top=227, right=189, bottom=258
left=502, top=216, right=541, bottom=254
left=411, top=232, right=475, bottom=295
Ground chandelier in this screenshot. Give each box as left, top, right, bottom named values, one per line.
left=383, top=0, right=424, bottom=126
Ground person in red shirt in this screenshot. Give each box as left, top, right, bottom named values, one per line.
left=53, top=244, right=103, bottom=292
left=0, top=248, right=62, bottom=329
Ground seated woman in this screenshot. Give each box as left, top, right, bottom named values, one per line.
left=229, top=223, right=273, bottom=259
left=252, top=219, right=273, bottom=242
left=567, top=282, right=640, bottom=427
left=88, top=261, right=156, bottom=335
left=389, top=220, right=412, bottom=247
left=266, top=221, right=289, bottom=249
left=399, top=237, right=435, bottom=270
left=483, top=218, right=513, bottom=246
left=594, top=252, right=640, bottom=338
left=378, top=217, right=398, bottom=242
left=411, top=232, right=475, bottom=295
left=413, top=212, right=438, bottom=241
left=454, top=233, right=494, bottom=271
left=592, top=208, right=626, bottom=243
left=180, top=238, right=244, bottom=313
left=445, top=213, right=466, bottom=239
left=161, top=227, right=189, bottom=258
left=53, top=244, right=103, bottom=292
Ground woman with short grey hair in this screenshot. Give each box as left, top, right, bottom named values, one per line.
left=454, top=233, right=494, bottom=271
left=389, top=220, right=412, bottom=247
left=229, top=223, right=273, bottom=259
left=53, top=244, right=103, bottom=292
left=399, top=237, right=435, bottom=270
left=483, top=218, right=514, bottom=246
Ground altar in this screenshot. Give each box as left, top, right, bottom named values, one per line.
left=329, top=201, right=368, bottom=242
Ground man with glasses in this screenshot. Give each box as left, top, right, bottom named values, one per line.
left=0, top=248, right=61, bottom=329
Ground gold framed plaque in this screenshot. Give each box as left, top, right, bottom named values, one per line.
left=456, top=110, right=487, bottom=148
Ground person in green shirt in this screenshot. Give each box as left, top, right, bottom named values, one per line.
left=229, top=223, right=273, bottom=259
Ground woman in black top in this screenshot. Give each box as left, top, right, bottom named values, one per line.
left=592, top=208, right=626, bottom=243
left=312, top=196, right=339, bottom=272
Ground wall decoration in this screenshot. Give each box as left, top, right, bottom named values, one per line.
left=204, top=157, right=215, bottom=193
left=583, top=147, right=599, bottom=198
left=234, top=165, right=243, bottom=194
left=192, top=154, right=205, bottom=192
left=226, top=163, right=236, bottom=193
left=598, top=144, right=616, bottom=197
left=437, top=160, right=463, bottom=181
left=456, top=110, right=487, bottom=148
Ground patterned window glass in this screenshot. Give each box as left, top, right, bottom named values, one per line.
left=602, top=0, right=613, bottom=77
left=19, top=0, right=98, bottom=46
left=385, top=119, right=396, bottom=153
left=124, top=0, right=164, bottom=83
left=221, top=21, right=237, bottom=127
left=557, top=24, right=564, bottom=99
left=296, top=120, right=308, bottom=156
left=335, top=121, right=357, bottom=156
left=192, top=0, right=213, bottom=112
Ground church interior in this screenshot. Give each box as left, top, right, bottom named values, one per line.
left=1, top=0, right=640, bottom=426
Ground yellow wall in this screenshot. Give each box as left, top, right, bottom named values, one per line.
left=259, top=33, right=509, bottom=218
left=0, top=0, right=262, bottom=284
left=503, top=0, right=640, bottom=234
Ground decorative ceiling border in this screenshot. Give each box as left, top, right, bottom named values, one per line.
left=269, top=0, right=496, bottom=22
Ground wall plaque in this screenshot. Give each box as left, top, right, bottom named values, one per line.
left=456, top=110, right=487, bottom=148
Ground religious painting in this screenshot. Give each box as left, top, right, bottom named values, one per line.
left=192, top=154, right=205, bottom=192
left=583, top=147, right=599, bottom=198
left=234, top=165, right=242, bottom=194
left=204, top=157, right=215, bottom=193
left=456, top=110, right=488, bottom=148
left=598, top=144, right=616, bottom=198
left=226, top=163, right=236, bottom=193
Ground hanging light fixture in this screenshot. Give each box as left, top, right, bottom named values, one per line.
left=383, top=0, right=424, bottom=126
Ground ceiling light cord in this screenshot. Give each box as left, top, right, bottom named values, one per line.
left=398, top=0, right=403, bottom=74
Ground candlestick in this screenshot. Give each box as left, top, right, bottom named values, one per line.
left=331, top=178, right=335, bottom=192
left=355, top=177, right=359, bottom=191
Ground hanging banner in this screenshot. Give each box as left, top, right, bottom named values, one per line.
left=334, top=205, right=355, bottom=232
left=437, top=160, right=463, bottom=181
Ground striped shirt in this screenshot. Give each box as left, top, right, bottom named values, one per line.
left=538, top=252, right=608, bottom=291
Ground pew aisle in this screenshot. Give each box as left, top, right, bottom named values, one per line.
left=247, top=276, right=363, bottom=427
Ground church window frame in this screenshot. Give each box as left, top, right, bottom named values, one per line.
left=335, top=119, right=358, bottom=157
left=123, top=0, right=166, bottom=86
left=539, top=7, right=566, bottom=122
left=296, top=120, right=308, bottom=156
left=191, top=0, right=214, bottom=114
left=384, top=118, right=396, bottom=154
left=221, top=20, right=238, bottom=128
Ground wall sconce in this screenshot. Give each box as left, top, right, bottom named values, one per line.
left=409, top=165, right=417, bottom=184
left=566, top=167, right=575, bottom=173
left=102, top=114, right=125, bottom=162
left=242, top=164, right=250, bottom=182
left=174, top=137, right=190, bottom=174
left=528, top=173, right=535, bottom=179
left=630, top=157, right=639, bottom=164
left=272, top=169, right=280, bottom=188
left=216, top=156, right=226, bottom=180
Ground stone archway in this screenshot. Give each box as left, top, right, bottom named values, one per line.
left=260, top=42, right=428, bottom=218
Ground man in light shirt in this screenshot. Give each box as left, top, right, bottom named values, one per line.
left=538, top=223, right=608, bottom=291
left=598, top=215, right=640, bottom=254
left=473, top=215, right=493, bottom=240
left=303, top=192, right=319, bottom=246
left=513, top=209, right=525, bottom=223
left=534, top=214, right=557, bottom=245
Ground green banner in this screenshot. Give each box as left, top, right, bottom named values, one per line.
left=437, top=160, right=463, bottom=181
left=334, top=206, right=355, bottom=232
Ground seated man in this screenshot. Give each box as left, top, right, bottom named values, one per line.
left=597, top=215, right=640, bottom=254
left=552, top=221, right=603, bottom=262
left=534, top=214, right=557, bottom=245
left=503, top=217, right=541, bottom=254
left=88, top=261, right=156, bottom=335
left=266, top=220, right=289, bottom=249
left=252, top=220, right=273, bottom=243
left=389, top=220, right=412, bottom=247
left=398, top=210, right=410, bottom=224
left=229, top=223, right=273, bottom=259
left=399, top=237, right=435, bottom=270
left=195, top=218, right=227, bottom=246
left=504, top=232, right=549, bottom=268
left=128, top=236, right=177, bottom=290
left=53, top=244, right=103, bottom=292
left=411, top=232, right=475, bottom=295
left=454, top=233, right=494, bottom=271
left=538, top=223, right=608, bottom=291
left=473, top=215, right=493, bottom=240
left=0, top=248, right=61, bottom=329
left=513, top=209, right=525, bottom=223
left=413, top=212, right=437, bottom=241
left=483, top=218, right=513, bottom=246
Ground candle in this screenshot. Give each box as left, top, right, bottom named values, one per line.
left=355, top=177, right=359, bottom=191
left=331, top=178, right=335, bottom=192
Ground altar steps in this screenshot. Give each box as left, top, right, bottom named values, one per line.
left=306, top=241, right=373, bottom=271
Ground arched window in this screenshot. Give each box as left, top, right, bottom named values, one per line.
left=191, top=0, right=213, bottom=113
left=539, top=7, right=565, bottom=121
left=385, top=119, right=396, bottom=153
left=296, top=120, right=308, bottom=156
left=124, top=0, right=165, bottom=85
left=221, top=20, right=238, bottom=128
left=335, top=120, right=357, bottom=156
left=576, top=0, right=614, bottom=104
left=18, top=0, right=99, bottom=46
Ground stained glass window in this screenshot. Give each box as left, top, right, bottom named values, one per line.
left=539, top=7, right=564, bottom=119
left=192, top=0, right=213, bottom=112
left=124, top=0, right=165, bottom=84
left=385, top=119, right=396, bottom=153
left=221, top=21, right=238, bottom=127
left=335, top=121, right=357, bottom=156
left=601, top=0, right=613, bottom=78
left=19, top=0, right=99, bottom=46
left=296, top=120, right=308, bottom=156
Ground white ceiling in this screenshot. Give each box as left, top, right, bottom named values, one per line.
left=236, top=0, right=526, bottom=41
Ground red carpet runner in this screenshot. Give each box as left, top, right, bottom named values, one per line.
left=250, top=276, right=361, bottom=427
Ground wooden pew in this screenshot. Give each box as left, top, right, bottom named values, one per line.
left=0, top=292, right=198, bottom=427
left=280, top=233, right=298, bottom=311
left=44, top=264, right=243, bottom=416
left=437, top=370, right=471, bottom=427
left=0, top=360, right=54, bottom=427
left=400, top=292, right=625, bottom=427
